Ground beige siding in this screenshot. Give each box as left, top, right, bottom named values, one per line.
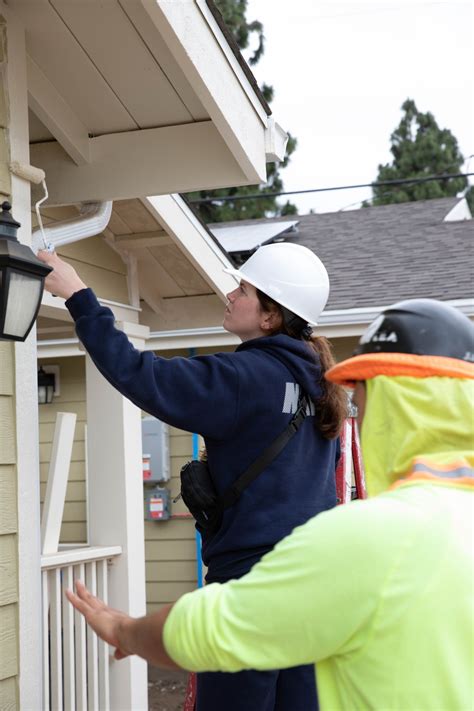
left=0, top=536, right=18, bottom=605
left=0, top=343, right=18, bottom=704
left=0, top=21, right=18, bottom=703
left=34, top=227, right=130, bottom=304
left=0, top=675, right=17, bottom=710
left=0, top=466, right=16, bottom=534
left=145, top=426, right=198, bottom=612
left=0, top=605, right=18, bottom=679
left=38, top=356, right=87, bottom=543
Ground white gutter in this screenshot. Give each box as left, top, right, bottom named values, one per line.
left=33, top=201, right=113, bottom=251
left=37, top=298, right=474, bottom=358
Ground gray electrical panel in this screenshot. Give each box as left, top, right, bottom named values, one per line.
left=141, top=417, right=170, bottom=482
left=144, top=486, right=171, bottom=521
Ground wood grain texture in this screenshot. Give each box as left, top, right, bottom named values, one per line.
left=0, top=536, right=17, bottom=606
left=0, top=605, right=18, bottom=680
left=0, top=398, right=15, bottom=465
left=0, top=344, right=13, bottom=396
left=0, top=467, right=16, bottom=535
left=0, top=676, right=17, bottom=710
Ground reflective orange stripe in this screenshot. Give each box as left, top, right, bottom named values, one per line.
left=326, top=353, right=474, bottom=386
left=390, top=460, right=474, bottom=491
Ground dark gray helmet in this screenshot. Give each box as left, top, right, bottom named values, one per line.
left=354, top=299, right=474, bottom=362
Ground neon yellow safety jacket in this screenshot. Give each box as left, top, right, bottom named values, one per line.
left=164, top=376, right=474, bottom=710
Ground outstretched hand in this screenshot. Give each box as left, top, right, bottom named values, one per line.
left=37, top=250, right=88, bottom=301
left=66, top=581, right=131, bottom=660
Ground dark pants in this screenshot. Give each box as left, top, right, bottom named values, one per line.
left=196, top=664, right=318, bottom=711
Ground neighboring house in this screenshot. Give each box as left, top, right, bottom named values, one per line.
left=210, top=194, right=474, bottom=332
left=1, top=2, right=287, bottom=709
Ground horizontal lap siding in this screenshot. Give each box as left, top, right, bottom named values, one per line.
left=0, top=675, right=17, bottom=710
left=0, top=343, right=18, bottom=705
left=57, top=236, right=129, bottom=304
left=38, top=357, right=87, bottom=544
left=145, top=427, right=198, bottom=612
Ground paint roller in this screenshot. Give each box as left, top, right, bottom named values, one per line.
left=9, top=161, right=52, bottom=251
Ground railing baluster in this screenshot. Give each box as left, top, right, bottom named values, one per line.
left=41, top=547, right=121, bottom=711
left=86, top=562, right=99, bottom=710
left=97, top=559, right=110, bottom=711
left=50, top=568, right=63, bottom=710
left=42, top=570, right=51, bottom=711
left=74, top=563, right=87, bottom=711
left=62, top=566, right=76, bottom=710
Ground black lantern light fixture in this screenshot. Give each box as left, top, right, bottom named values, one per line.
left=38, top=366, right=55, bottom=405
left=0, top=201, right=52, bottom=342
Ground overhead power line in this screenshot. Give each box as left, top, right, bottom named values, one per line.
left=188, top=172, right=474, bottom=204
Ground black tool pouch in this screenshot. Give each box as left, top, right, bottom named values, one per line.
left=178, top=460, right=222, bottom=532
left=177, top=394, right=307, bottom=535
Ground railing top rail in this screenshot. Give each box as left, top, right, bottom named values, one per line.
left=41, top=545, right=122, bottom=570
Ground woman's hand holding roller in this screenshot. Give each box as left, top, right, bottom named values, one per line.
left=37, top=250, right=88, bottom=300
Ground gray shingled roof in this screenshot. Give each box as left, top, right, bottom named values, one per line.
left=210, top=198, right=473, bottom=310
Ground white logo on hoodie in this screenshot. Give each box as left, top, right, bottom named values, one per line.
left=282, top=382, right=315, bottom=415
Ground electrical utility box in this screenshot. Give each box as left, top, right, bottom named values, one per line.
left=144, top=486, right=171, bottom=521
left=141, top=417, right=170, bottom=482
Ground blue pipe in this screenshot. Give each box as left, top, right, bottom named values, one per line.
left=189, top=348, right=204, bottom=588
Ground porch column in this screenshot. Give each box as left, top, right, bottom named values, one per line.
left=4, top=5, right=43, bottom=708
left=85, top=321, right=150, bottom=711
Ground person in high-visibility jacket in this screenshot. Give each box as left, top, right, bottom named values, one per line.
left=67, top=299, right=474, bottom=711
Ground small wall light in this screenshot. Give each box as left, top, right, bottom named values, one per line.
left=0, top=201, right=52, bottom=342
left=38, top=366, right=55, bottom=405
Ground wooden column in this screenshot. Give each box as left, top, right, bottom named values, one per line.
left=85, top=322, right=149, bottom=710
left=3, top=5, right=44, bottom=708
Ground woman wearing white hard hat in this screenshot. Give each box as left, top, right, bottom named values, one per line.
left=39, top=242, right=346, bottom=711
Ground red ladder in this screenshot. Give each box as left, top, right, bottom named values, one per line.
left=183, top=417, right=366, bottom=710
left=335, top=416, right=367, bottom=504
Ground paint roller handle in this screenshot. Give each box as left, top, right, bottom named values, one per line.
left=37, top=250, right=88, bottom=301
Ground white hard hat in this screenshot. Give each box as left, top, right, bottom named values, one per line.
left=224, top=242, right=329, bottom=325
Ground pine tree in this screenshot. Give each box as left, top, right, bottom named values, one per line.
left=187, top=0, right=297, bottom=223
left=369, top=99, right=470, bottom=208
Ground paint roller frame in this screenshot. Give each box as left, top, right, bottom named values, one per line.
left=9, top=161, right=51, bottom=251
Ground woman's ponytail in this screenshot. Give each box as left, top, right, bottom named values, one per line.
left=307, top=335, right=347, bottom=439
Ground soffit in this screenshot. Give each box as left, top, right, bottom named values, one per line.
left=35, top=198, right=214, bottom=320
left=18, top=0, right=208, bottom=138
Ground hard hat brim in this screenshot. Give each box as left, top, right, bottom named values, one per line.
left=223, top=266, right=321, bottom=326
left=326, top=352, right=474, bottom=387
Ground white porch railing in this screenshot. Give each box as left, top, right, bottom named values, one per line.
left=41, top=545, right=122, bottom=711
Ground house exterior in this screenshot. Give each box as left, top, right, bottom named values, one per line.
left=36, top=195, right=473, bottom=632
left=0, top=2, right=287, bottom=708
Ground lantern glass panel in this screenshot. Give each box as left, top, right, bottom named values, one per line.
left=3, top=269, right=43, bottom=338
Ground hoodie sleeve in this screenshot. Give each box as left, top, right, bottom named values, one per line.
left=66, top=289, right=240, bottom=438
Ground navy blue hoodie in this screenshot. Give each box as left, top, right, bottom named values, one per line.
left=66, top=289, right=339, bottom=581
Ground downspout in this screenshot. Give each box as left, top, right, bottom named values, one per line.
left=9, top=162, right=113, bottom=251
left=32, top=201, right=113, bottom=252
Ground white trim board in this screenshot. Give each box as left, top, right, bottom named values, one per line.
left=37, top=298, right=474, bottom=357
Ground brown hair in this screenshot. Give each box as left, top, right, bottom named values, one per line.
left=257, top=289, right=347, bottom=439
